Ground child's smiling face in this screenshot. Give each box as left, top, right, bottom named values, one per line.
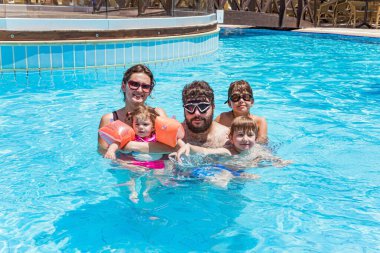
left=230, top=129, right=256, bottom=153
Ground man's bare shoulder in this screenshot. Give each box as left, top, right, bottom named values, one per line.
left=217, top=111, right=233, bottom=118
left=208, top=121, right=230, bottom=148
left=215, top=111, right=233, bottom=127
left=212, top=121, right=230, bottom=134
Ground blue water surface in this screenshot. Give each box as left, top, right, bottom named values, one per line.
left=1, top=29, right=380, bottom=252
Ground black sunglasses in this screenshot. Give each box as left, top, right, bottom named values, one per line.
left=127, top=80, right=152, bottom=93
left=183, top=102, right=211, bottom=114
left=225, top=93, right=253, bottom=104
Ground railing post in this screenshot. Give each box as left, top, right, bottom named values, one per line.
left=212, top=0, right=219, bottom=12
left=166, top=0, right=173, bottom=16
left=296, top=0, right=303, bottom=27
left=105, top=0, right=108, bottom=18
left=248, top=0, right=256, bottom=11
left=314, top=0, right=318, bottom=27
left=279, top=0, right=285, bottom=27
left=138, top=0, right=143, bottom=15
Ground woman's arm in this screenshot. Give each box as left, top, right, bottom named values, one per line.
left=98, top=113, right=113, bottom=150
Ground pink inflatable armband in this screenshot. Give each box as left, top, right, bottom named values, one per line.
left=98, top=120, right=135, bottom=148
left=155, top=116, right=185, bottom=147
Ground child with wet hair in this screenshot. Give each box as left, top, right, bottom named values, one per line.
left=183, top=116, right=258, bottom=156
left=215, top=80, right=268, bottom=144
left=104, top=105, right=160, bottom=160
left=186, top=116, right=289, bottom=162
left=103, top=105, right=169, bottom=203
left=171, top=116, right=258, bottom=188
left=172, top=116, right=290, bottom=188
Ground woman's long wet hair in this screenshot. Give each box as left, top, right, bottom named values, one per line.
left=121, top=64, right=156, bottom=101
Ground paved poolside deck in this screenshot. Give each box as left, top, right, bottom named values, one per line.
left=219, top=25, right=380, bottom=38
left=294, top=27, right=380, bottom=38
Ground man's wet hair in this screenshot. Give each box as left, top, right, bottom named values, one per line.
left=182, top=80, right=214, bottom=105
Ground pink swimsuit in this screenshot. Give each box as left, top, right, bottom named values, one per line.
left=131, top=133, right=165, bottom=169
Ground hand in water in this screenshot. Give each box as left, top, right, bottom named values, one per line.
left=240, top=173, right=260, bottom=179
left=169, top=143, right=191, bottom=163
left=169, top=152, right=194, bottom=169
left=273, top=159, right=293, bottom=168
left=104, top=150, right=116, bottom=160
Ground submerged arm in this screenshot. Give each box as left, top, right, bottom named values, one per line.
left=104, top=143, right=120, bottom=160
left=123, top=141, right=175, bottom=154
left=189, top=145, right=231, bottom=156
left=253, top=145, right=292, bottom=167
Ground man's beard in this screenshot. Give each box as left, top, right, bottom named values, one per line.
left=185, top=113, right=213, bottom=134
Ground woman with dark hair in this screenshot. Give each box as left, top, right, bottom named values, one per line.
left=98, top=64, right=168, bottom=150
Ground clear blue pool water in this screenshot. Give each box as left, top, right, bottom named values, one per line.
left=1, top=29, right=380, bottom=252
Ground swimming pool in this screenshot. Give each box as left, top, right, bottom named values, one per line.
left=1, top=28, right=380, bottom=251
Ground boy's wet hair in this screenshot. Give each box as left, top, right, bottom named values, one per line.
left=229, top=116, right=258, bottom=137
left=130, top=104, right=159, bottom=126
left=121, top=64, right=155, bottom=101
left=227, top=80, right=253, bottom=99
left=182, top=80, right=214, bottom=105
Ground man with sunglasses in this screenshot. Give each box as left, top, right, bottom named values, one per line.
left=181, top=80, right=230, bottom=148
left=123, top=80, right=229, bottom=159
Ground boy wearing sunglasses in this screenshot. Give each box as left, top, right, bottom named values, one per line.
left=215, top=80, right=268, bottom=144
